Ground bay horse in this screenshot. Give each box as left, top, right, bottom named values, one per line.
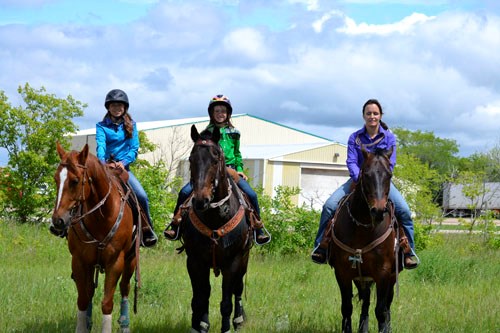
left=50, top=142, right=140, bottom=333
left=180, top=125, right=253, bottom=333
left=327, top=147, right=403, bottom=333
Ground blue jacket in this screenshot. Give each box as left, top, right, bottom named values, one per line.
left=96, top=117, right=139, bottom=169
left=346, top=125, right=397, bottom=182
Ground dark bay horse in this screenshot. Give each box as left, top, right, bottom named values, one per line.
left=50, top=142, right=139, bottom=333
left=180, top=125, right=253, bottom=333
left=328, top=147, right=403, bottom=333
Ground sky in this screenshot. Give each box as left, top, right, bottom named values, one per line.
left=1, top=0, right=500, bottom=166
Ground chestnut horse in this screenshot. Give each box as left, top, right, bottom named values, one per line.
left=179, top=125, right=253, bottom=333
left=327, top=147, right=403, bottom=333
left=50, top=142, right=139, bottom=333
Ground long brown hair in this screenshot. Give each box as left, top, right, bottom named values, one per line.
left=103, top=111, right=134, bottom=138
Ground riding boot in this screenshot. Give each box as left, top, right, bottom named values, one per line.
left=311, top=218, right=334, bottom=264
left=164, top=211, right=182, bottom=241
left=399, top=228, right=418, bottom=269
left=141, top=221, right=158, bottom=247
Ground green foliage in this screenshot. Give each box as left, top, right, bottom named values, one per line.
left=393, top=127, right=459, bottom=176
left=257, top=186, right=320, bottom=255
left=0, top=84, right=85, bottom=222
left=131, top=131, right=182, bottom=230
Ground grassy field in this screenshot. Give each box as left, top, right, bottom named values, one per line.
left=1, top=220, right=499, bottom=333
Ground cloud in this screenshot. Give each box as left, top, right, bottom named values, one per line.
left=0, top=0, right=499, bottom=163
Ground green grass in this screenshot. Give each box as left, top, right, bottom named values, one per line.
left=1, top=220, right=499, bottom=332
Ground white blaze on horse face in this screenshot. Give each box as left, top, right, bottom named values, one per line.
left=56, top=167, right=68, bottom=210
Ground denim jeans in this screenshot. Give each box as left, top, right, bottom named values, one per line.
left=313, top=179, right=415, bottom=252
left=128, top=171, right=153, bottom=228
left=174, top=178, right=260, bottom=216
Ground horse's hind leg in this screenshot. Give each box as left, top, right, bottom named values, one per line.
left=118, top=255, right=136, bottom=332
left=354, top=280, right=372, bottom=333
left=187, top=256, right=211, bottom=333
left=232, top=255, right=249, bottom=331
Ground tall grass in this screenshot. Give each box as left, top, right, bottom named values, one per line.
left=0, top=220, right=499, bottom=332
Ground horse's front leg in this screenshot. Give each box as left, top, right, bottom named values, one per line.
left=101, top=253, right=125, bottom=333
left=375, top=277, right=395, bottom=333
left=334, top=271, right=353, bottom=333
left=118, top=254, right=137, bottom=332
left=354, top=280, right=372, bottom=333
left=231, top=252, right=249, bottom=331
left=72, top=258, right=95, bottom=333
left=187, top=255, right=211, bottom=333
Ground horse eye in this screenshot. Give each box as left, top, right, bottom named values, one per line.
left=71, top=178, right=79, bottom=185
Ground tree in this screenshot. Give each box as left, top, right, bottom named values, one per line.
left=0, top=84, right=85, bottom=222
left=393, top=127, right=460, bottom=177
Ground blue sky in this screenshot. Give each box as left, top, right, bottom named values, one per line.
left=1, top=0, right=499, bottom=165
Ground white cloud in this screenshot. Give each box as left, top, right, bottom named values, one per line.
left=338, top=12, right=435, bottom=35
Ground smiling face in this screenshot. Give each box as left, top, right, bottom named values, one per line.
left=211, top=104, right=229, bottom=125
left=107, top=102, right=126, bottom=121
left=363, top=103, right=382, bottom=132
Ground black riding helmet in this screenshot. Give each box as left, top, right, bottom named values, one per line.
left=105, top=89, right=129, bottom=110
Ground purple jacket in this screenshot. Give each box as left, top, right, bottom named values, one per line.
left=346, top=125, right=397, bottom=182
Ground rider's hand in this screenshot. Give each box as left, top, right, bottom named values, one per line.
left=238, top=172, right=248, bottom=181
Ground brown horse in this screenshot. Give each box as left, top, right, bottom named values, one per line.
left=179, top=125, right=253, bottom=333
left=328, top=147, right=403, bottom=333
left=50, top=142, right=139, bottom=333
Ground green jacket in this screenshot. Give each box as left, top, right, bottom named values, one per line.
left=206, top=123, right=244, bottom=172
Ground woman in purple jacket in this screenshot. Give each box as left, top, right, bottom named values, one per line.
left=311, top=99, right=418, bottom=269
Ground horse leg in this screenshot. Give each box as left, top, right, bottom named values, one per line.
left=73, top=259, right=95, bottom=333
left=117, top=254, right=136, bottom=333
left=187, top=256, right=211, bottom=333
left=220, top=272, right=234, bottom=333
left=232, top=253, right=249, bottom=331
left=354, top=280, right=372, bottom=333
left=101, top=253, right=125, bottom=333
left=335, top=272, right=354, bottom=333
left=375, top=279, right=395, bottom=333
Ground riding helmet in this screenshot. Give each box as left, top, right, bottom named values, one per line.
left=208, top=94, right=232, bottom=116
left=105, top=89, right=129, bottom=109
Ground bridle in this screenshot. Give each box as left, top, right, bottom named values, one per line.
left=192, top=138, right=232, bottom=208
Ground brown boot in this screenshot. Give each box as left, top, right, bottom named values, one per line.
left=254, top=227, right=270, bottom=245
left=164, top=213, right=181, bottom=241
left=142, top=224, right=158, bottom=247
left=404, top=255, right=418, bottom=269
left=311, top=246, right=327, bottom=264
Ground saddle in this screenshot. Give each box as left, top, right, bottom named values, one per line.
left=105, top=162, right=149, bottom=235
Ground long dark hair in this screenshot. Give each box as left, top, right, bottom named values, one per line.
left=103, top=111, right=134, bottom=139
left=362, top=99, right=388, bottom=130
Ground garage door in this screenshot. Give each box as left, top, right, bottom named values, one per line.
left=300, top=168, right=349, bottom=210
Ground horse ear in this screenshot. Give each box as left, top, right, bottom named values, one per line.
left=78, top=144, right=89, bottom=165
left=211, top=126, right=221, bottom=144
left=56, top=141, right=66, bottom=159
left=361, top=145, right=369, bottom=160
left=385, top=146, right=394, bottom=159
left=191, top=124, right=200, bottom=142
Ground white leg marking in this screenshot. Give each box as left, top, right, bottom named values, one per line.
left=102, top=314, right=112, bottom=333
left=76, top=310, right=88, bottom=333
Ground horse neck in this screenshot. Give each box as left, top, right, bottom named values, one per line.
left=84, top=159, right=117, bottom=212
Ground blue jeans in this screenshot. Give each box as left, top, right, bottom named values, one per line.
left=128, top=171, right=153, bottom=228
left=174, top=178, right=260, bottom=216
left=313, top=179, right=415, bottom=252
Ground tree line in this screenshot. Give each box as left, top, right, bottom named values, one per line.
left=1, top=84, right=499, bottom=251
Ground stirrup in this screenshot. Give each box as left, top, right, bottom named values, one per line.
left=311, top=245, right=327, bottom=264
left=254, top=228, right=271, bottom=245
left=164, top=222, right=180, bottom=241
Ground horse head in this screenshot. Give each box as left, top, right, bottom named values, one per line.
left=358, top=146, right=393, bottom=222
left=50, top=142, right=91, bottom=236
left=189, top=124, right=226, bottom=212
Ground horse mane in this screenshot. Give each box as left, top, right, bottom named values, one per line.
left=199, top=129, right=215, bottom=141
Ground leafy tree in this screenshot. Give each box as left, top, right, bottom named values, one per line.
left=0, top=84, right=85, bottom=222
left=393, top=127, right=460, bottom=177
